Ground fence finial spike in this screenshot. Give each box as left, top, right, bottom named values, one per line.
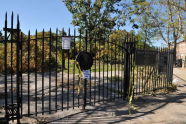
left=11, top=11, right=13, bottom=18
left=56, top=28, right=58, bottom=35
left=5, top=12, right=7, bottom=21
left=17, top=14, right=20, bottom=27
left=17, top=14, right=19, bottom=21
left=61, top=28, right=64, bottom=36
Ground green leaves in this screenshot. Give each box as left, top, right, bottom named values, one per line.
left=63, top=0, right=121, bottom=42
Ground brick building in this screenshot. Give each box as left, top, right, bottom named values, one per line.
left=176, top=41, right=186, bottom=67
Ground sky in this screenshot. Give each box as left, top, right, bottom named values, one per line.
left=0, top=0, right=164, bottom=46
left=0, top=0, right=74, bottom=34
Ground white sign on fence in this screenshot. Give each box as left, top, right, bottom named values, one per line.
left=62, top=37, right=71, bottom=50
left=83, top=70, right=91, bottom=79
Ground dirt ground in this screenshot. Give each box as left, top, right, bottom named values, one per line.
left=9, top=68, right=186, bottom=124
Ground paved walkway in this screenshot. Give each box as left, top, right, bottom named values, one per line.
left=11, top=68, right=186, bottom=124
left=173, top=68, right=186, bottom=82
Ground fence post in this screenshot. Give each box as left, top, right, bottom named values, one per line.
left=124, top=43, right=131, bottom=98
left=82, top=30, right=88, bottom=110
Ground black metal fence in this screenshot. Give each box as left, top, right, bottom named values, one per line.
left=0, top=13, right=174, bottom=123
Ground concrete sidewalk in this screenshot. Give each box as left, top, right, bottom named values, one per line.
left=10, top=68, right=186, bottom=124
left=173, top=68, right=186, bottom=82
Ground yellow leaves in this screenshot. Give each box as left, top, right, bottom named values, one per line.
left=138, top=1, right=150, bottom=6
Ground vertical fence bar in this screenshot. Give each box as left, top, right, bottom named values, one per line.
left=153, top=48, right=156, bottom=92
left=129, top=36, right=132, bottom=95
left=132, top=39, right=135, bottom=96
left=4, top=12, right=8, bottom=121
left=94, top=36, right=96, bottom=104
left=16, top=15, right=21, bottom=123
left=167, top=46, right=171, bottom=85
left=106, top=41, right=109, bottom=100
left=124, top=35, right=130, bottom=98
left=85, top=30, right=87, bottom=52
left=155, top=47, right=157, bottom=91
left=41, top=29, right=45, bottom=114
left=157, top=47, right=160, bottom=90
left=138, top=45, right=141, bottom=94
left=121, top=40, right=125, bottom=99
left=170, top=49, right=174, bottom=84
left=118, top=40, right=123, bottom=98
left=164, top=48, right=166, bottom=88
left=20, top=32, right=23, bottom=117
left=78, top=29, right=81, bottom=107
left=146, top=55, right=149, bottom=93
left=67, top=28, right=70, bottom=110
left=83, top=30, right=88, bottom=109
left=89, top=31, right=92, bottom=104
left=165, top=48, right=167, bottom=88
left=27, top=30, right=30, bottom=116
left=159, top=47, right=161, bottom=89
left=117, top=41, right=120, bottom=99
left=129, top=36, right=133, bottom=96
left=166, top=47, right=169, bottom=88
left=141, top=45, right=145, bottom=94
left=162, top=48, right=164, bottom=88
left=167, top=47, right=170, bottom=85
left=10, top=13, right=14, bottom=118
left=155, top=48, right=158, bottom=91
left=102, top=42, right=105, bottom=102
left=98, top=37, right=101, bottom=102
left=114, top=41, right=117, bottom=100
left=151, top=49, right=155, bottom=92
left=49, top=28, right=52, bottom=113
left=61, top=28, right=64, bottom=111
left=73, top=29, right=76, bottom=109
left=110, top=42, right=113, bottom=100
left=55, top=29, right=58, bottom=112
left=134, top=38, right=138, bottom=95
left=159, top=48, right=161, bottom=89
left=160, top=48, right=162, bottom=89
left=35, top=29, right=38, bottom=115
left=144, top=45, right=147, bottom=94
left=136, top=49, right=139, bottom=95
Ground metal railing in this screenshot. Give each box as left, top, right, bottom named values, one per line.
left=0, top=12, right=174, bottom=123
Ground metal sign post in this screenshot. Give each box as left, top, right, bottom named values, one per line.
left=123, top=42, right=135, bottom=98
left=76, top=51, right=93, bottom=111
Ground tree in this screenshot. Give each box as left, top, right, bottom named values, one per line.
left=117, top=0, right=150, bottom=29
left=63, top=0, right=121, bottom=42
left=145, top=0, right=186, bottom=61
left=119, top=0, right=185, bottom=62
left=137, top=13, right=159, bottom=46
left=117, top=0, right=160, bottom=48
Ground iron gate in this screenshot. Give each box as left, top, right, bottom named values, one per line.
left=0, top=13, right=174, bottom=123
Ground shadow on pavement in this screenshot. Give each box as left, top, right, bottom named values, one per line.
left=46, top=92, right=186, bottom=124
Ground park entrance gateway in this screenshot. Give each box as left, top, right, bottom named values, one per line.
left=0, top=13, right=174, bottom=123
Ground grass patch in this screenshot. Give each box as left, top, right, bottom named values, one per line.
left=57, top=60, right=124, bottom=74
